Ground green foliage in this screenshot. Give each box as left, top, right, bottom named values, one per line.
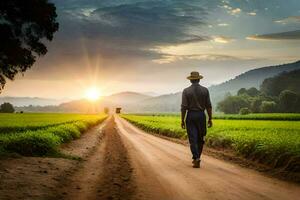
left=279, top=90, right=300, bottom=113
left=237, top=88, right=247, bottom=96
left=0, top=113, right=102, bottom=133
left=247, top=87, right=260, bottom=97
left=121, top=114, right=300, bottom=172
left=135, top=113, right=300, bottom=121
left=219, top=68, right=300, bottom=114
left=0, top=102, right=15, bottom=113
left=237, top=87, right=260, bottom=97
left=3, top=132, right=60, bottom=156
left=213, top=113, right=300, bottom=121
left=0, top=113, right=107, bottom=156
left=260, top=101, right=277, bottom=113
left=250, top=98, right=262, bottom=113
left=239, top=107, right=251, bottom=115
left=260, top=69, right=300, bottom=96
left=217, top=95, right=249, bottom=114
left=0, top=0, right=59, bottom=91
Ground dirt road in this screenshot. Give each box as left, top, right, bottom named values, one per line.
left=115, top=115, right=300, bottom=200
left=1, top=116, right=300, bottom=200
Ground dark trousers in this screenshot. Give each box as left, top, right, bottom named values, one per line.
left=186, top=110, right=206, bottom=160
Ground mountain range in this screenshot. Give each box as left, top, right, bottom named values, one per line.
left=0, top=97, right=67, bottom=107
left=6, top=60, right=300, bottom=113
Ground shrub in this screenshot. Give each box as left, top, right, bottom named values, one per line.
left=217, top=95, right=250, bottom=114
left=260, top=101, right=277, bottom=113
left=250, top=98, right=262, bottom=113
left=3, top=132, right=61, bottom=156
left=0, top=114, right=107, bottom=156
left=0, top=102, right=14, bottom=113
left=239, top=107, right=251, bottom=115
left=279, top=90, right=299, bottom=113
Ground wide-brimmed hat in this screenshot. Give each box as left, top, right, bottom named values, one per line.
left=187, top=71, right=203, bottom=80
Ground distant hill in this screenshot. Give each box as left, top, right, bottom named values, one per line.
left=209, top=60, right=300, bottom=104
left=130, top=60, right=300, bottom=113
left=13, top=60, right=300, bottom=113
left=130, top=92, right=182, bottom=113
left=0, top=96, right=67, bottom=106
left=15, top=92, right=151, bottom=113
left=103, top=91, right=150, bottom=105
left=261, top=69, right=300, bottom=96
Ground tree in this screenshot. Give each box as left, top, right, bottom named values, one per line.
left=246, top=87, right=260, bottom=97
left=260, top=101, right=277, bottom=113
left=237, top=88, right=247, bottom=96
left=279, top=90, right=299, bottom=113
left=0, top=0, right=59, bottom=91
left=239, top=107, right=251, bottom=115
left=260, top=69, right=300, bottom=96
left=250, top=98, right=262, bottom=113
left=217, top=95, right=249, bottom=114
left=0, top=102, right=15, bottom=113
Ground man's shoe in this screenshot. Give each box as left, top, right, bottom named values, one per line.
left=192, top=159, right=200, bottom=168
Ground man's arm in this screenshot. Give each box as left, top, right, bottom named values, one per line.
left=206, top=90, right=213, bottom=128
left=181, top=90, right=188, bottom=129
left=207, top=107, right=213, bottom=128
left=181, top=109, right=186, bottom=129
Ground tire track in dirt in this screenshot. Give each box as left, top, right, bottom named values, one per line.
left=0, top=118, right=108, bottom=200
left=55, top=116, right=136, bottom=200
left=0, top=116, right=136, bottom=200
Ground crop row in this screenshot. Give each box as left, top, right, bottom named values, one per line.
left=126, top=113, right=300, bottom=121
left=0, top=114, right=107, bottom=156
left=121, top=114, right=300, bottom=173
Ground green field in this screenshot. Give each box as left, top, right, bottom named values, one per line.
left=128, top=113, right=300, bottom=121
left=0, top=113, right=107, bottom=156
left=121, top=114, right=300, bottom=172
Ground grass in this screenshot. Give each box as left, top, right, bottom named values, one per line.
left=213, top=113, right=300, bottom=121
left=0, top=113, right=107, bottom=156
left=0, top=113, right=105, bottom=133
left=127, top=113, right=300, bottom=121
left=121, top=114, right=300, bottom=172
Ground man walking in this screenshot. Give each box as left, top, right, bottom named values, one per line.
left=181, top=71, right=212, bottom=168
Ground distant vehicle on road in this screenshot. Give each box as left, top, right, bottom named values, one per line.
left=116, top=107, right=122, bottom=114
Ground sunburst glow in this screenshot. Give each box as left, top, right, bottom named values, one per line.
left=85, top=87, right=101, bottom=101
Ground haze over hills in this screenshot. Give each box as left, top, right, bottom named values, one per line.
left=102, top=92, right=151, bottom=105
left=209, top=60, right=300, bottom=104
left=0, top=96, right=67, bottom=107
left=123, top=60, right=300, bottom=113
left=9, top=60, right=300, bottom=113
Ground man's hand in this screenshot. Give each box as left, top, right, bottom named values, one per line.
left=181, top=121, right=186, bottom=129
left=208, top=119, right=213, bottom=128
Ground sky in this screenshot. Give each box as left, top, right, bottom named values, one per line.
left=2, top=0, right=300, bottom=99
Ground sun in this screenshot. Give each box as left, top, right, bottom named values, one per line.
left=85, top=87, right=101, bottom=101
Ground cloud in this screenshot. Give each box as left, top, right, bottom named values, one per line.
left=153, top=53, right=251, bottom=64
left=218, top=23, right=229, bottom=27
left=274, top=16, right=300, bottom=24
left=247, top=30, right=300, bottom=41
left=222, top=4, right=241, bottom=16
left=229, top=8, right=241, bottom=15
left=50, top=0, right=210, bottom=61
left=212, top=36, right=234, bottom=43
left=247, top=12, right=257, bottom=16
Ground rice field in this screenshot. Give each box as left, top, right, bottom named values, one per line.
left=121, top=114, right=300, bottom=172
left=0, top=113, right=107, bottom=156
left=128, top=113, right=300, bottom=121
